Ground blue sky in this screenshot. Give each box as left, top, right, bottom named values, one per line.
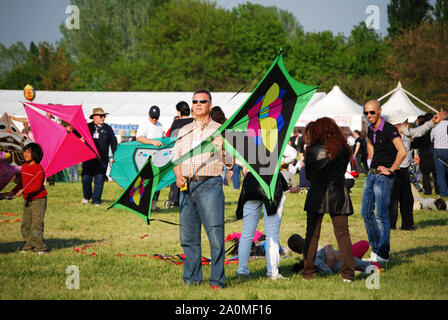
left=0, top=0, right=434, bottom=48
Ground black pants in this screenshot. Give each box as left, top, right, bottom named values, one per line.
left=389, top=168, right=414, bottom=229
left=422, top=171, right=439, bottom=195
left=168, top=182, right=180, bottom=206
left=152, top=191, right=160, bottom=210
left=356, top=155, right=368, bottom=174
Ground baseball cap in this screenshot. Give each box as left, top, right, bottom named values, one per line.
left=149, top=106, right=160, bottom=119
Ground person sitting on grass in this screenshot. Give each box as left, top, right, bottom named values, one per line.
left=5, top=143, right=48, bottom=254
left=287, top=234, right=382, bottom=275
left=413, top=197, right=447, bottom=211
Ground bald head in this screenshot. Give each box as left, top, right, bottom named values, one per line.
left=364, top=99, right=382, bottom=126
left=365, top=100, right=381, bottom=110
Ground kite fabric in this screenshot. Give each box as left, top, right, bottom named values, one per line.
left=23, top=102, right=99, bottom=158
left=110, top=138, right=176, bottom=190
left=109, top=50, right=317, bottom=223
left=23, top=103, right=99, bottom=178
left=217, top=51, right=317, bottom=201
left=109, top=142, right=177, bottom=222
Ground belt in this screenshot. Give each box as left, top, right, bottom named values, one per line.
left=185, top=176, right=216, bottom=182
left=369, top=168, right=396, bottom=175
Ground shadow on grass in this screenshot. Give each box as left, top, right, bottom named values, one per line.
left=391, top=244, right=448, bottom=267
left=415, top=218, right=448, bottom=229
left=0, top=238, right=100, bottom=254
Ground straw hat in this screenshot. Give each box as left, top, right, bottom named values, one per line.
left=89, top=107, right=108, bottom=119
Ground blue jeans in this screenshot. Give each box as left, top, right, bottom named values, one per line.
left=179, top=177, right=225, bottom=288
left=232, top=164, right=242, bottom=189
left=361, top=173, right=395, bottom=260
left=82, top=173, right=106, bottom=205
left=433, top=149, right=448, bottom=197
left=68, top=164, right=79, bottom=182
left=237, top=195, right=285, bottom=277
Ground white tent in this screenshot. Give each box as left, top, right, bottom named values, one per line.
left=296, top=85, right=364, bottom=132
left=378, top=81, right=437, bottom=123
left=303, top=92, right=326, bottom=108
left=0, top=90, right=251, bottom=135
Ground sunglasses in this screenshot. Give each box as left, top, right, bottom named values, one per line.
left=363, top=111, right=376, bottom=116
left=192, top=99, right=209, bottom=104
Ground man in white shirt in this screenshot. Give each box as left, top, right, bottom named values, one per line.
left=136, top=106, right=165, bottom=146
left=136, top=106, right=165, bottom=211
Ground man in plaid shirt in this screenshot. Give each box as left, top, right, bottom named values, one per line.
left=173, top=89, right=232, bottom=290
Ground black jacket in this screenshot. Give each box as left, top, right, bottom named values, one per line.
left=236, top=172, right=289, bottom=220
left=81, top=122, right=117, bottom=175
left=304, top=143, right=353, bottom=216
left=411, top=132, right=436, bottom=173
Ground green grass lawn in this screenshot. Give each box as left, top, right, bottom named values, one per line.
left=1, top=174, right=447, bottom=300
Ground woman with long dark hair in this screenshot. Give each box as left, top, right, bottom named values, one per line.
left=302, top=117, right=355, bottom=282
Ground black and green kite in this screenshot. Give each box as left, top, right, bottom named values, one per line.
left=109, top=50, right=318, bottom=223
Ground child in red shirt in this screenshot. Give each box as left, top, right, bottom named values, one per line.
left=9, top=143, right=48, bottom=253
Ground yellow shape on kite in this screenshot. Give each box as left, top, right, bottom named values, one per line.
left=259, top=83, right=280, bottom=152
left=133, top=177, right=142, bottom=206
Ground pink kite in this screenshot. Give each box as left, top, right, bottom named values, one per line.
left=23, top=102, right=100, bottom=178
left=225, top=230, right=265, bottom=244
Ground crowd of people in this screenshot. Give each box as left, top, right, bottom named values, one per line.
left=1, top=89, right=447, bottom=289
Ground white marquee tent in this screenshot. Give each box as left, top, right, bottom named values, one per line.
left=0, top=90, right=252, bottom=135
left=1, top=88, right=357, bottom=137
left=296, top=85, right=365, bottom=132
left=378, top=81, right=437, bottom=123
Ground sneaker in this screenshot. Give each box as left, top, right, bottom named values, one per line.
left=363, top=251, right=389, bottom=263
left=343, top=279, right=353, bottom=283
left=19, top=247, right=33, bottom=254
left=93, top=203, right=101, bottom=207
left=268, top=274, right=287, bottom=280
left=164, top=200, right=175, bottom=208
left=376, top=256, right=389, bottom=263
left=35, top=251, right=46, bottom=255
left=363, top=251, right=379, bottom=262
left=81, top=199, right=89, bottom=205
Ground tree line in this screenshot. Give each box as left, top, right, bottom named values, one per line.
left=0, top=0, right=447, bottom=110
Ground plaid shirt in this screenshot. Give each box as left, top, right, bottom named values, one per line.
left=172, top=118, right=226, bottom=177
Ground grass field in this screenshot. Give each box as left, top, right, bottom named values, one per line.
left=1, top=174, right=447, bottom=300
